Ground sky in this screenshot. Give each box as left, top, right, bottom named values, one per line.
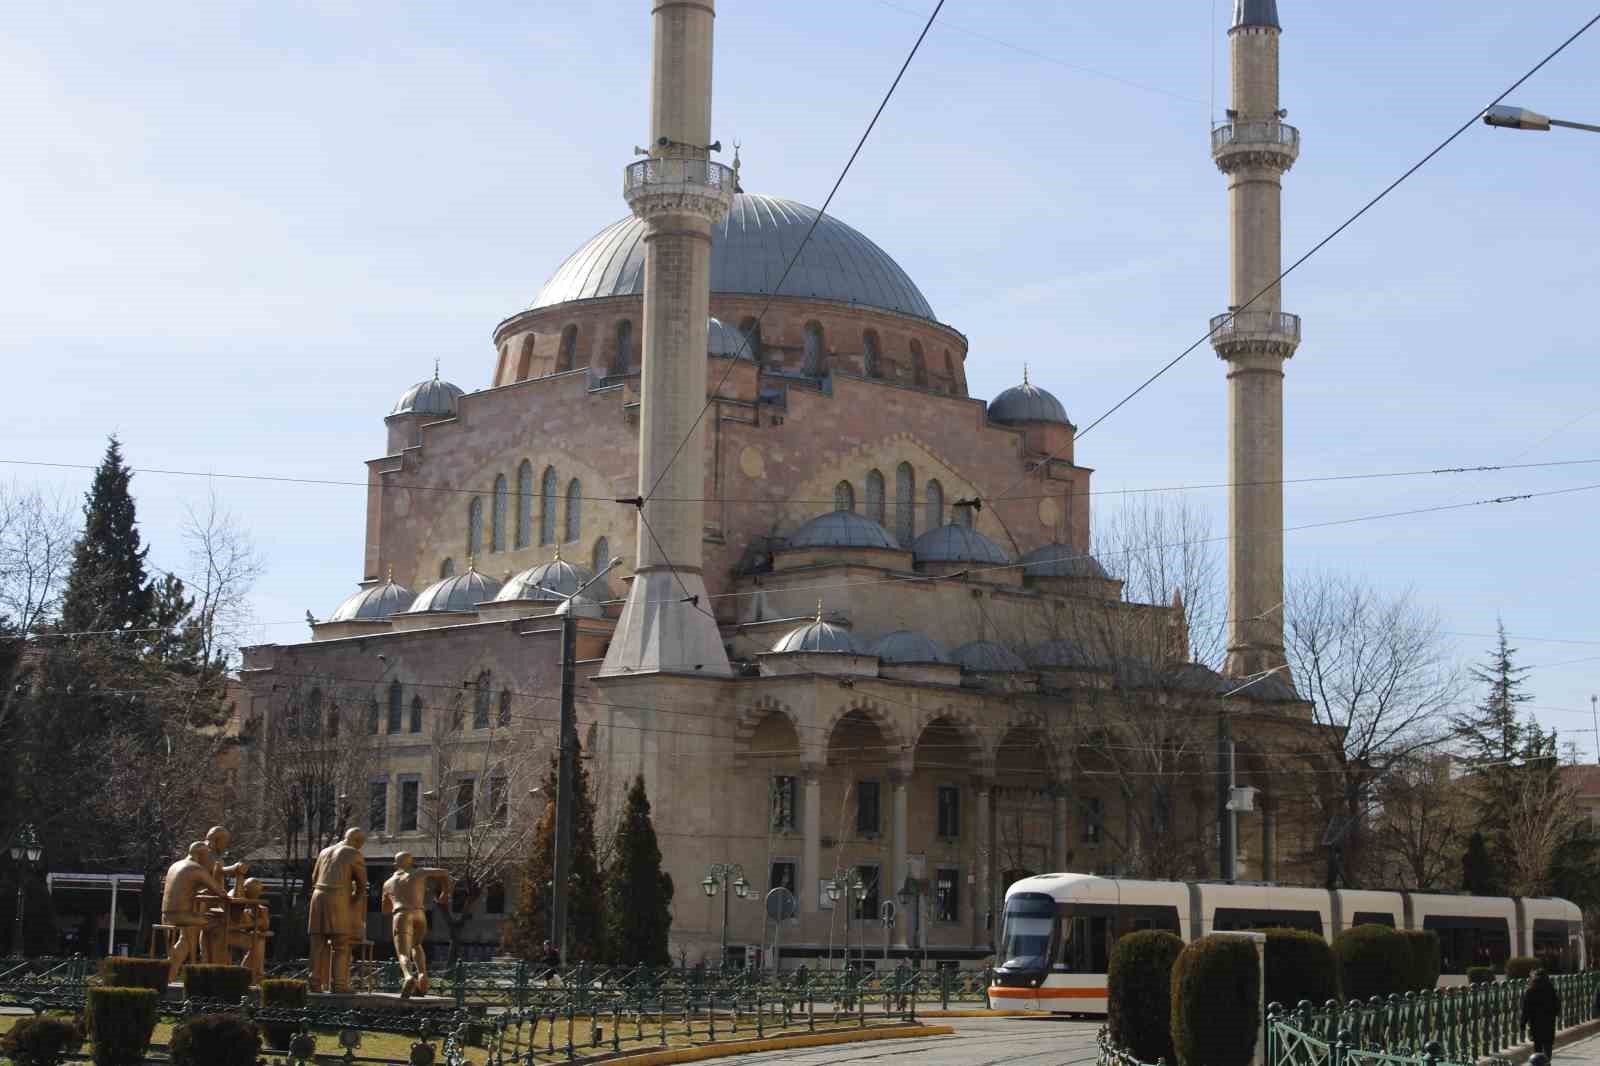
left=2, top=1, right=1597, bottom=755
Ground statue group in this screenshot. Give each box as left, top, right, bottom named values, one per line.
left=160, top=825, right=450, bottom=998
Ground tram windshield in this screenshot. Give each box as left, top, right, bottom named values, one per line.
left=999, top=893, right=1058, bottom=971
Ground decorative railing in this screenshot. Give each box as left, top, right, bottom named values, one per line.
left=1212, top=120, right=1301, bottom=154
left=622, top=157, right=736, bottom=195
left=1210, top=309, right=1302, bottom=343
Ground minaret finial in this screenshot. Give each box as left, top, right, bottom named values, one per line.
left=466, top=553, right=475, bottom=571
left=433, top=358, right=440, bottom=380
left=816, top=598, right=824, bottom=624
left=1022, top=363, right=1030, bottom=386
left=386, top=564, right=393, bottom=583
left=553, top=544, right=562, bottom=563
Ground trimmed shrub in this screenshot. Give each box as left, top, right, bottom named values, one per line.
left=1260, top=928, right=1340, bottom=1008
left=85, top=987, right=159, bottom=1066
left=1467, top=966, right=1496, bottom=986
left=1108, top=930, right=1184, bottom=1063
left=1171, top=935, right=1261, bottom=1066
left=169, top=1012, right=262, bottom=1066
left=181, top=963, right=253, bottom=1003
left=1504, top=956, right=1539, bottom=981
left=0, top=1014, right=86, bottom=1066
left=1397, top=930, right=1440, bottom=993
left=1334, top=925, right=1412, bottom=1003
left=260, top=977, right=309, bottom=1050
left=95, top=957, right=169, bottom=993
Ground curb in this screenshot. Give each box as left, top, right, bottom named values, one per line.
left=1480, top=1018, right=1600, bottom=1066
left=921, top=1009, right=1049, bottom=1018
left=590, top=1023, right=955, bottom=1065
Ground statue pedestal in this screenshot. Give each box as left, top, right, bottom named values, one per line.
left=306, top=991, right=457, bottom=1012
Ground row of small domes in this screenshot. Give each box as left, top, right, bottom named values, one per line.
left=772, top=616, right=1094, bottom=671
left=786, top=510, right=1108, bottom=578
left=329, top=556, right=613, bottom=623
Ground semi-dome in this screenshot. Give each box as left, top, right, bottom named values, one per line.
left=392, top=367, right=464, bottom=418
left=329, top=577, right=416, bottom=622
left=1022, top=639, right=1093, bottom=669
left=408, top=566, right=502, bottom=614
left=951, top=640, right=1028, bottom=672
left=532, top=193, right=937, bottom=321
left=871, top=629, right=950, bottom=664
left=786, top=510, right=899, bottom=551
left=495, top=555, right=612, bottom=603
left=912, top=524, right=1011, bottom=566
left=1018, top=543, right=1110, bottom=580
left=987, top=368, right=1069, bottom=427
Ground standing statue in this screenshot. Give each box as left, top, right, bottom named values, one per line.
left=308, top=828, right=368, bottom=994
left=226, top=878, right=272, bottom=984
left=381, top=852, right=452, bottom=998
left=199, top=825, right=249, bottom=963
left=160, top=842, right=229, bottom=983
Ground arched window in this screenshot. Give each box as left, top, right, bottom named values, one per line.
left=944, top=350, right=962, bottom=395
left=326, top=700, right=341, bottom=739
left=925, top=479, right=944, bottom=530
left=439, top=557, right=455, bottom=579
left=591, top=537, right=610, bottom=577
left=611, top=320, right=633, bottom=376
left=557, top=324, right=578, bottom=373
left=516, top=336, right=535, bottom=381
left=387, top=681, right=403, bottom=733
left=895, top=462, right=916, bottom=546
left=491, top=474, right=508, bottom=553
left=802, top=321, right=825, bottom=376
left=738, top=317, right=762, bottom=364
left=467, top=497, right=483, bottom=559
left=473, top=670, right=492, bottom=729
left=865, top=469, right=886, bottom=526
left=910, top=340, right=928, bottom=387
left=366, top=696, right=380, bottom=735
left=955, top=502, right=975, bottom=528
left=498, top=690, right=512, bottom=728
left=565, top=479, right=582, bottom=542
left=834, top=481, right=855, bottom=513
left=540, top=466, right=558, bottom=545
left=409, top=694, right=423, bottom=733
left=305, top=687, right=323, bottom=738
left=516, top=460, right=533, bottom=549
left=862, top=330, right=882, bottom=378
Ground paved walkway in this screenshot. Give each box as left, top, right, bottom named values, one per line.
left=718, top=1015, right=1101, bottom=1066
left=1556, top=1030, right=1600, bottom=1066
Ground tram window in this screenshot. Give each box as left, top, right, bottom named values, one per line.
left=1062, top=914, right=1112, bottom=974
left=1214, top=908, right=1323, bottom=935
left=999, top=893, right=1057, bottom=971
left=1532, top=919, right=1581, bottom=973
left=1352, top=912, right=1396, bottom=928
left=1119, top=906, right=1181, bottom=936
left=1423, top=915, right=1510, bottom=975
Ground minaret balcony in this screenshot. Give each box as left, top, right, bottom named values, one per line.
left=1211, top=120, right=1299, bottom=172
left=622, top=157, right=736, bottom=224
left=1209, top=309, right=1300, bottom=359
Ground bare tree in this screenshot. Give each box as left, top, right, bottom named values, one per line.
left=1284, top=572, right=1463, bottom=887
left=1095, top=492, right=1226, bottom=669
left=0, top=479, right=76, bottom=638
left=181, top=488, right=265, bottom=668
left=1365, top=750, right=1467, bottom=890
left=1501, top=747, right=1584, bottom=898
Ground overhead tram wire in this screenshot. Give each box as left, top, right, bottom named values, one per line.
left=639, top=0, right=947, bottom=507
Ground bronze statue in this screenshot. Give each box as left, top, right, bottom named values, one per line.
left=199, top=825, right=249, bottom=963
left=308, top=828, right=367, bottom=994
left=381, top=852, right=452, bottom=998
left=226, top=877, right=271, bottom=984
left=160, top=841, right=229, bottom=983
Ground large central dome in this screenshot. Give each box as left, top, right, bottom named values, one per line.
left=531, top=193, right=936, bottom=321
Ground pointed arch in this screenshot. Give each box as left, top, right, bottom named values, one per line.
left=894, top=462, right=915, bottom=546
left=540, top=466, right=558, bottom=545
left=925, top=478, right=944, bottom=530
left=834, top=480, right=855, bottom=513
left=466, top=497, right=483, bottom=558
left=516, top=460, right=533, bottom=549
left=409, top=694, right=424, bottom=733
left=516, top=336, right=536, bottom=381
left=802, top=321, right=825, bottom=376
left=944, top=350, right=963, bottom=396
left=738, top=317, right=763, bottom=364
left=591, top=536, right=611, bottom=577
left=557, top=324, right=578, bottom=373
left=910, top=340, right=928, bottom=387
left=564, top=478, right=582, bottom=542
left=439, top=557, right=455, bottom=579
left=491, top=474, right=508, bottom=553
left=386, top=681, right=403, bottom=733
left=611, top=320, right=633, bottom=376
left=862, top=329, right=882, bottom=379
left=864, top=469, right=886, bottom=526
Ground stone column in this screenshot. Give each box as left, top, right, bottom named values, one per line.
left=974, top=779, right=992, bottom=949
left=889, top=769, right=909, bottom=947
left=1051, top=785, right=1069, bottom=871
left=802, top=767, right=822, bottom=911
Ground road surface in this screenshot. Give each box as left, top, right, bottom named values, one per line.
left=731, top=1015, right=1103, bottom=1065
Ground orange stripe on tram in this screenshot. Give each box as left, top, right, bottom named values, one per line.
left=991, top=986, right=1107, bottom=999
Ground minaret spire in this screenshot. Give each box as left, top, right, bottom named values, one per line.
left=1213, top=0, right=1299, bottom=681
left=600, top=0, right=734, bottom=677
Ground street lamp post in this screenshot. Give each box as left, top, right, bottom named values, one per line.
left=701, top=862, right=749, bottom=968
left=1483, top=104, right=1600, bottom=134
left=896, top=877, right=924, bottom=967
left=8, top=825, right=43, bottom=957
left=826, top=871, right=866, bottom=971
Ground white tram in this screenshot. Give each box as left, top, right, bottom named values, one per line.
left=989, top=874, right=1586, bottom=1015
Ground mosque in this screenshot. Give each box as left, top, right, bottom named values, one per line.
left=240, top=0, right=1319, bottom=965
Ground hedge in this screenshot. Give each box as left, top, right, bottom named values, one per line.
left=1504, top=956, right=1539, bottom=980
left=95, top=957, right=169, bottom=993
left=260, top=978, right=309, bottom=1050
left=1260, top=928, right=1340, bottom=1008
left=1171, top=935, right=1261, bottom=1066
left=1334, top=925, right=1412, bottom=1003
left=181, top=964, right=253, bottom=1003
left=85, top=987, right=160, bottom=1066
left=1108, top=930, right=1184, bottom=1063
left=169, top=1013, right=262, bottom=1066
left=1468, top=966, right=1496, bottom=986
left=0, top=1014, right=85, bottom=1066
left=1397, top=930, right=1440, bottom=993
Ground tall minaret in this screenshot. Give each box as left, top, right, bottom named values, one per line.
left=600, top=0, right=733, bottom=676
left=1213, top=0, right=1299, bottom=682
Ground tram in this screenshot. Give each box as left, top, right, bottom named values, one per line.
left=988, top=873, right=1586, bottom=1015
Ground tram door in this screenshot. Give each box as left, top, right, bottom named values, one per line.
left=1064, top=912, right=1111, bottom=973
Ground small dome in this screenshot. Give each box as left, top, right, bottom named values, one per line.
left=329, top=578, right=416, bottom=622
left=496, top=555, right=612, bottom=603
left=1170, top=662, right=1232, bottom=694
left=772, top=606, right=863, bottom=654
left=408, top=565, right=501, bottom=614
left=988, top=368, right=1069, bottom=427
left=1022, top=639, right=1093, bottom=669
left=912, top=524, right=1011, bottom=566
left=392, top=366, right=464, bottom=418
left=786, top=510, right=898, bottom=551
left=1018, top=543, right=1110, bottom=580
left=708, top=317, right=754, bottom=359
left=951, top=640, right=1027, bottom=672
left=871, top=629, right=950, bottom=664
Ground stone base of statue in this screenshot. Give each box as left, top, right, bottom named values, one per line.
left=307, top=991, right=455, bottom=1012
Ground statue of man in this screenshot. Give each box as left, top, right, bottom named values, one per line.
left=199, top=825, right=249, bottom=963
left=307, top=828, right=367, bottom=994
left=381, top=852, right=451, bottom=998
left=226, top=878, right=271, bottom=984
left=160, top=842, right=229, bottom=983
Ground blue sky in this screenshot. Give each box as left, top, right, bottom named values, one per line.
left=3, top=2, right=1596, bottom=753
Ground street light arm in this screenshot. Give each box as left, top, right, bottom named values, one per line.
left=1484, top=104, right=1600, bottom=134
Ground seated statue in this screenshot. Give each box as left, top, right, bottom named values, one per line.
left=381, top=852, right=451, bottom=998
left=226, top=878, right=271, bottom=984
left=160, top=842, right=229, bottom=984
left=198, top=825, right=249, bottom=964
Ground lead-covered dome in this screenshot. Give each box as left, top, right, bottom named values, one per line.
left=988, top=369, right=1069, bottom=427
left=495, top=556, right=612, bottom=603
left=532, top=193, right=937, bottom=321
left=392, top=368, right=464, bottom=418
left=329, top=578, right=415, bottom=622
left=1018, top=543, right=1110, bottom=580
left=786, top=511, right=898, bottom=551
left=912, top=524, right=1011, bottom=566
left=871, top=629, right=950, bottom=664
left=408, top=566, right=501, bottom=614
left=772, top=616, right=863, bottom=654
left=951, top=640, right=1027, bottom=672
left=1022, top=640, right=1093, bottom=669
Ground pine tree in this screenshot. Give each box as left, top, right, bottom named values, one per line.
left=1461, top=831, right=1496, bottom=894
left=604, top=774, right=674, bottom=966
left=59, top=436, right=152, bottom=640
left=502, top=744, right=606, bottom=962
left=1453, top=621, right=1533, bottom=884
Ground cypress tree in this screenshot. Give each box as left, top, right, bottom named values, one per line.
left=59, top=436, right=151, bottom=640
left=1461, top=831, right=1496, bottom=895
left=502, top=744, right=606, bottom=962
left=604, top=774, right=674, bottom=966
left=1453, top=621, right=1532, bottom=887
